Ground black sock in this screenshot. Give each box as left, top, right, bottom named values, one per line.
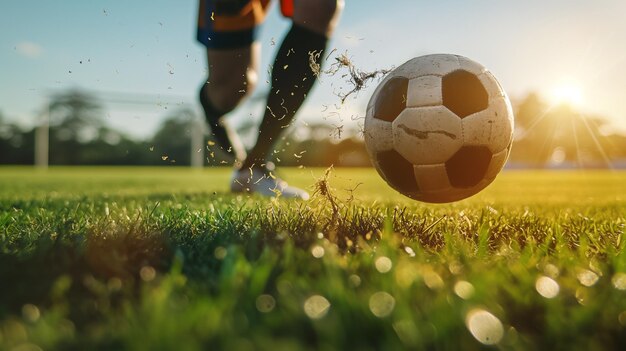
left=200, top=83, right=246, bottom=158
left=241, top=24, right=328, bottom=169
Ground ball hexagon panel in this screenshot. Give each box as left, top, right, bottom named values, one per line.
left=445, top=145, right=493, bottom=188
left=442, top=70, right=489, bottom=118
left=413, top=164, right=451, bottom=193
left=393, top=54, right=461, bottom=79
left=364, top=117, right=394, bottom=154
left=462, top=97, right=514, bottom=153
left=485, top=147, right=511, bottom=181
left=372, top=76, right=409, bottom=123
left=375, top=149, right=420, bottom=195
left=392, top=106, right=463, bottom=165
left=407, top=75, right=442, bottom=108
left=456, top=55, right=486, bottom=76
left=478, top=71, right=506, bottom=100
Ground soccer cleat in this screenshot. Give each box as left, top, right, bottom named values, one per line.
left=199, top=84, right=247, bottom=161
left=230, top=166, right=310, bottom=200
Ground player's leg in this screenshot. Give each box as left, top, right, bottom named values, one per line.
left=200, top=44, right=259, bottom=161
left=197, top=0, right=269, bottom=161
left=231, top=0, right=343, bottom=199
left=240, top=0, right=344, bottom=170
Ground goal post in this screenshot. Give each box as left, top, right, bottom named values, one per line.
left=34, top=101, right=50, bottom=170
left=35, top=90, right=206, bottom=168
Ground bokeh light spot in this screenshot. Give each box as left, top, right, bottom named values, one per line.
left=348, top=274, right=361, bottom=288
left=311, top=245, right=325, bottom=258
left=612, top=273, right=626, bottom=291
left=140, top=266, right=156, bottom=282
left=303, top=295, right=330, bottom=319
left=577, top=269, right=599, bottom=287
left=256, top=294, right=276, bottom=313
left=375, top=256, right=393, bottom=273
left=465, top=309, right=504, bottom=345
left=454, top=281, right=475, bottom=300
left=536, top=276, right=559, bottom=299
left=21, top=304, right=40, bottom=323
left=369, top=292, right=396, bottom=318
left=423, top=270, right=444, bottom=290
left=214, top=246, right=227, bottom=260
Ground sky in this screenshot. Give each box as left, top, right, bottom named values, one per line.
left=1, top=0, right=625, bottom=139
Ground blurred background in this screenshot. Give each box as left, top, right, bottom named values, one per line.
left=1, top=0, right=625, bottom=169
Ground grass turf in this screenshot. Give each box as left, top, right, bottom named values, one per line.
left=1, top=166, right=626, bottom=350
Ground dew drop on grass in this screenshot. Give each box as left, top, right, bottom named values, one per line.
left=454, top=281, right=475, bottom=300
left=303, top=295, right=330, bottom=319
left=612, top=273, right=626, bottom=290
left=465, top=309, right=504, bottom=345
left=404, top=246, right=416, bottom=257
left=369, top=292, right=395, bottom=318
left=256, top=295, right=276, bottom=313
left=577, top=269, right=599, bottom=287
left=311, top=245, right=325, bottom=258
left=536, top=276, right=559, bottom=298
left=375, top=256, right=392, bottom=273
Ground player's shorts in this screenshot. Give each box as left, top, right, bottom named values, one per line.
left=197, top=0, right=294, bottom=49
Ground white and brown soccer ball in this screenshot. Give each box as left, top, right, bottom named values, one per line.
left=364, top=54, right=514, bottom=203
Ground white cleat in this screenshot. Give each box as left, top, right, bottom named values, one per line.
left=230, top=167, right=310, bottom=200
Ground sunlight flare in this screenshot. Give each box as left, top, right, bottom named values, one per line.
left=549, top=78, right=585, bottom=107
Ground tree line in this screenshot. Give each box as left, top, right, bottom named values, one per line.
left=1, top=89, right=625, bottom=168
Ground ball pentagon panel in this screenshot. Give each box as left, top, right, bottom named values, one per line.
left=374, top=149, right=420, bottom=197
left=445, top=145, right=493, bottom=189
left=442, top=70, right=489, bottom=118
left=372, top=76, right=409, bottom=123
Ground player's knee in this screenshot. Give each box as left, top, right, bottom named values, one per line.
left=207, top=71, right=257, bottom=111
left=294, top=0, right=344, bottom=36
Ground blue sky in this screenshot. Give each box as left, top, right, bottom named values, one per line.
left=1, top=0, right=625, bottom=138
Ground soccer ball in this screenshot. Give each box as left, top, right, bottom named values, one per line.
left=364, top=54, right=514, bottom=203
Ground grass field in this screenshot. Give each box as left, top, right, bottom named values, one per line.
left=1, top=167, right=626, bottom=350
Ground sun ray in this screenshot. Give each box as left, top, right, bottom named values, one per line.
left=577, top=111, right=614, bottom=170
left=519, top=102, right=560, bottom=139
left=535, top=108, right=563, bottom=167
left=571, top=116, right=583, bottom=169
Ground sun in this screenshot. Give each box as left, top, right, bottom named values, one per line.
left=549, top=78, right=584, bottom=107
